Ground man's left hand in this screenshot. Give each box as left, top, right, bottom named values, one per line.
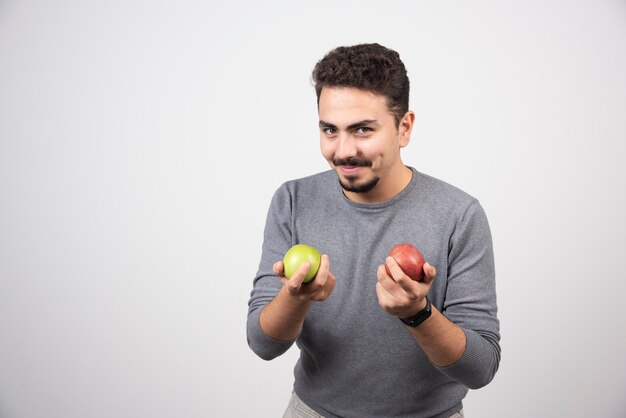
left=376, top=257, right=436, bottom=319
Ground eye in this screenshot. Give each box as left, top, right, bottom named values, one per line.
left=355, top=126, right=373, bottom=135
left=322, top=127, right=337, bottom=136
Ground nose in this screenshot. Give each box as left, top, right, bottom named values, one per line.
left=335, top=134, right=357, bottom=160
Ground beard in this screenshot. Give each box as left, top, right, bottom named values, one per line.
left=338, top=174, right=380, bottom=193
left=333, top=156, right=378, bottom=193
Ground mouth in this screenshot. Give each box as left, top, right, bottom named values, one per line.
left=338, top=165, right=363, bottom=176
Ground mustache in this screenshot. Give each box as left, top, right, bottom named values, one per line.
left=333, top=157, right=373, bottom=167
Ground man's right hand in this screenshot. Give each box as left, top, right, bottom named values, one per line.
left=274, top=254, right=336, bottom=303
left=260, top=254, right=336, bottom=341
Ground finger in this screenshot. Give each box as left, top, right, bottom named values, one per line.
left=385, top=256, right=404, bottom=281
left=285, top=261, right=310, bottom=291
left=375, top=281, right=385, bottom=305
left=299, top=255, right=329, bottom=298
left=384, top=257, right=418, bottom=293
left=422, top=262, right=436, bottom=285
left=386, top=257, right=422, bottom=296
left=327, top=271, right=337, bottom=290
left=310, top=257, right=334, bottom=300
left=377, top=263, right=390, bottom=285
left=321, top=271, right=337, bottom=298
left=377, top=264, right=405, bottom=301
left=376, top=281, right=391, bottom=303
left=273, top=261, right=285, bottom=277
left=375, top=281, right=397, bottom=314
left=313, top=254, right=330, bottom=287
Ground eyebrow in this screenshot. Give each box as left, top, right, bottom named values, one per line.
left=319, top=119, right=379, bottom=130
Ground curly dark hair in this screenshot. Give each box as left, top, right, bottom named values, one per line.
left=311, top=43, right=410, bottom=126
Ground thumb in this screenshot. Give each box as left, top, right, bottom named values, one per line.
left=422, top=262, right=436, bottom=285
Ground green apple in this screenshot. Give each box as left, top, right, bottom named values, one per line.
left=283, top=244, right=322, bottom=283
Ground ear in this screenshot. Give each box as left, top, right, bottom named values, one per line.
left=398, top=111, right=415, bottom=148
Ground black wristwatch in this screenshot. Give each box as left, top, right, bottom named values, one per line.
left=399, top=296, right=432, bottom=327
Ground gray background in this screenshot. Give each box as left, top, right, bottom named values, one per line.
left=1, top=0, right=625, bottom=417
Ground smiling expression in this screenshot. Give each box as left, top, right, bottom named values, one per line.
left=318, top=87, right=415, bottom=203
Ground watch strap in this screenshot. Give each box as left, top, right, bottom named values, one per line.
left=399, top=295, right=432, bottom=327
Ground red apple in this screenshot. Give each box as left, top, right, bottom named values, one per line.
left=386, top=243, right=425, bottom=281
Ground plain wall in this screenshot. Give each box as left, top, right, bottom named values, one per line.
left=1, top=1, right=625, bottom=417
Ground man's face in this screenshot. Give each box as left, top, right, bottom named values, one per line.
left=318, top=87, right=413, bottom=203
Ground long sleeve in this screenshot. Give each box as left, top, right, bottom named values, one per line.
left=246, top=185, right=296, bottom=360
left=435, top=200, right=501, bottom=389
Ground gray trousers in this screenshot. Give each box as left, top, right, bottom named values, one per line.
left=283, top=392, right=465, bottom=418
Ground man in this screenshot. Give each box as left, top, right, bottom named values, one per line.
left=247, top=43, right=500, bottom=418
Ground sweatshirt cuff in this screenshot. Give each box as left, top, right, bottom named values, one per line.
left=246, top=308, right=296, bottom=361
left=435, top=328, right=495, bottom=389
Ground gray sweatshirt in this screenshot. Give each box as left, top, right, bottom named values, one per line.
left=247, top=168, right=501, bottom=418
